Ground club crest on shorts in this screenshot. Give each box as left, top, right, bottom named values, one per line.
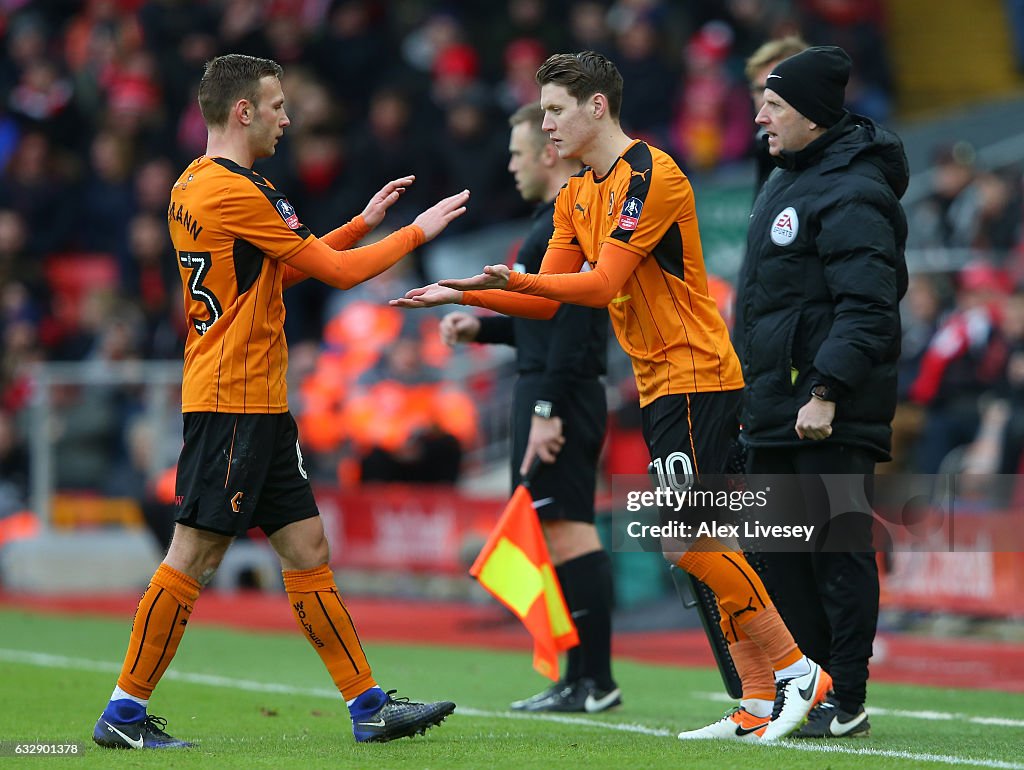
left=276, top=198, right=301, bottom=229
left=619, top=196, right=643, bottom=230
left=770, top=206, right=798, bottom=245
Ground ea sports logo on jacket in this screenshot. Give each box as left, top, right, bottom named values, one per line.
left=770, top=206, right=799, bottom=246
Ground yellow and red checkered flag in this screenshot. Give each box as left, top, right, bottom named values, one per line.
left=470, top=484, right=579, bottom=680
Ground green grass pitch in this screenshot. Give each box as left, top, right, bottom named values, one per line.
left=1, top=609, right=1023, bottom=769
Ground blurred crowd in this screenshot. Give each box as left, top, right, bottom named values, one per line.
left=3, top=0, right=1023, bottom=523
left=896, top=263, right=1024, bottom=482
left=896, top=139, right=1024, bottom=487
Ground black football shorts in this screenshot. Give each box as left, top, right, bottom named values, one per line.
left=175, top=411, right=319, bottom=537
left=641, top=389, right=743, bottom=528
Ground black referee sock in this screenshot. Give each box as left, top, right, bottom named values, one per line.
left=554, top=561, right=583, bottom=683
left=556, top=550, right=615, bottom=690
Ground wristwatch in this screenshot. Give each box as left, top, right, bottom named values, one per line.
left=533, top=400, right=554, bottom=419
left=809, top=384, right=834, bottom=402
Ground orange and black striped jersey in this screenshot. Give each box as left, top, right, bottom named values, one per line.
left=171, top=152, right=423, bottom=411
left=468, top=140, right=742, bottom=406
left=170, top=156, right=315, bottom=413
left=169, top=155, right=426, bottom=414
left=554, top=140, right=742, bottom=402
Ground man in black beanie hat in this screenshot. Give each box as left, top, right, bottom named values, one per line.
left=734, top=44, right=910, bottom=738
left=745, top=36, right=809, bottom=193
left=764, top=46, right=851, bottom=129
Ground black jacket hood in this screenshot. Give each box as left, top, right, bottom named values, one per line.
left=775, top=113, right=909, bottom=199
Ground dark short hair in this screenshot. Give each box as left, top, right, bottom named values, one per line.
left=535, top=51, right=623, bottom=120
left=198, top=54, right=284, bottom=128
left=508, top=102, right=547, bottom=150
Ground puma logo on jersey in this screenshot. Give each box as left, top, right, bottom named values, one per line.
left=630, top=168, right=650, bottom=182
left=574, top=203, right=587, bottom=217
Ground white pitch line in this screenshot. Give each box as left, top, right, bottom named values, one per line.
left=2, top=649, right=1022, bottom=769
left=701, top=691, right=1024, bottom=729
left=779, top=743, right=1024, bottom=770
left=456, top=707, right=673, bottom=737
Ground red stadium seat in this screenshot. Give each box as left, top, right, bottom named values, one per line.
left=43, top=252, right=119, bottom=333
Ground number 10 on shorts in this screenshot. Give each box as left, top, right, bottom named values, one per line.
left=649, top=452, right=694, bottom=493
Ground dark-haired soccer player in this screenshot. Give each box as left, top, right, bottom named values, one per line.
left=393, top=51, right=827, bottom=742
left=92, top=53, right=469, bottom=749
left=440, top=102, right=617, bottom=713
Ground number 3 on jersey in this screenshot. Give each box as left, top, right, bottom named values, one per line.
left=178, top=250, right=222, bottom=336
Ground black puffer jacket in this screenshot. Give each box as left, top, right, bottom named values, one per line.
left=736, top=113, right=909, bottom=460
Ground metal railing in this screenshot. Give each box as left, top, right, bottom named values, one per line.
left=26, top=361, right=183, bottom=526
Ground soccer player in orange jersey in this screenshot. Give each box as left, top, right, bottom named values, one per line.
left=92, top=54, right=469, bottom=750
left=393, top=51, right=828, bottom=741
left=441, top=103, right=617, bottom=713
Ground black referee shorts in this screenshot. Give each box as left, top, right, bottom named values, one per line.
left=175, top=411, right=320, bottom=537
left=511, top=375, right=606, bottom=523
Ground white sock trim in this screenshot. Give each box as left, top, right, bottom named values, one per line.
left=110, top=686, right=148, bottom=707
left=773, top=655, right=812, bottom=682
left=741, top=698, right=773, bottom=718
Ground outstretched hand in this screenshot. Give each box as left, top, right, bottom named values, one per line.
left=414, top=190, right=471, bottom=241
left=438, top=264, right=510, bottom=291
left=390, top=283, right=464, bottom=309
left=360, top=175, right=414, bottom=229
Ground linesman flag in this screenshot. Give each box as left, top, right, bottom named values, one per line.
left=469, top=485, right=579, bottom=680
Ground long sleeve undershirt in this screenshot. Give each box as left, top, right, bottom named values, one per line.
left=462, top=241, right=642, bottom=317
left=280, top=216, right=424, bottom=290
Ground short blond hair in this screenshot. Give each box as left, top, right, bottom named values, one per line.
left=508, top=102, right=547, bottom=151
left=744, top=36, right=809, bottom=83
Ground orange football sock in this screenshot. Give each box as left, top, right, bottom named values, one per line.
left=676, top=539, right=802, bottom=671
left=116, top=563, right=200, bottom=700
left=283, top=564, right=376, bottom=700
left=738, top=607, right=804, bottom=670
left=719, top=598, right=744, bottom=646
left=675, top=538, right=770, bottom=620
left=728, top=638, right=777, bottom=702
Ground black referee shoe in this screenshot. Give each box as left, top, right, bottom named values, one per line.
left=793, top=695, right=871, bottom=738
left=510, top=678, right=622, bottom=713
